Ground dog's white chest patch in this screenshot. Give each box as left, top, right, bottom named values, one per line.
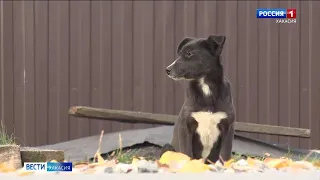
left=191, top=111, right=227, bottom=159
left=199, top=78, right=211, bottom=96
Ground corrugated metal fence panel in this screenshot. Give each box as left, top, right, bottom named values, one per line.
left=0, top=1, right=14, bottom=143
left=0, top=0, right=319, bottom=149
left=0, top=0, right=2, bottom=128
left=300, top=1, right=320, bottom=149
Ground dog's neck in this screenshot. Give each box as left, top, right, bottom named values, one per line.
left=187, top=61, right=224, bottom=104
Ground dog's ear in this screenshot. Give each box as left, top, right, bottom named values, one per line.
left=177, top=37, right=193, bottom=54
left=206, top=35, right=226, bottom=56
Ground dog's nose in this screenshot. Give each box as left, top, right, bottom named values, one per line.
left=165, top=68, right=171, bottom=75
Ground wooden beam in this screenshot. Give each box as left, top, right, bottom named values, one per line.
left=69, top=106, right=311, bottom=138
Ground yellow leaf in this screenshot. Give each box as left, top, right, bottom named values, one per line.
left=0, top=163, right=16, bottom=173
left=0, top=157, right=18, bottom=173
left=247, top=157, right=261, bottom=167
left=132, top=157, right=140, bottom=166
left=50, top=160, right=58, bottom=162
left=178, top=159, right=209, bottom=173
left=168, top=160, right=189, bottom=172
left=263, top=157, right=276, bottom=164
left=290, top=161, right=313, bottom=170
left=159, top=151, right=190, bottom=165
left=94, top=152, right=105, bottom=165
left=312, top=160, right=320, bottom=168
left=265, top=158, right=292, bottom=169
left=224, top=158, right=235, bottom=168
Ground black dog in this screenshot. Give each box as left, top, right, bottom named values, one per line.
left=161, top=35, right=235, bottom=164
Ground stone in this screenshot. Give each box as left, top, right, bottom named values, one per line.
left=0, top=145, right=22, bottom=170
left=214, top=161, right=226, bottom=172
left=136, top=160, right=158, bottom=173
left=113, top=163, right=135, bottom=173
left=208, top=164, right=218, bottom=172
left=235, top=159, right=248, bottom=166
left=104, top=167, right=114, bottom=173
left=232, top=159, right=253, bottom=172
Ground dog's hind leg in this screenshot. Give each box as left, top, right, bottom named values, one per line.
left=220, top=123, right=234, bottom=161
left=159, top=143, right=176, bottom=157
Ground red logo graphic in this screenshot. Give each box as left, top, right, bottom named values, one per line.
left=287, top=9, right=296, bottom=19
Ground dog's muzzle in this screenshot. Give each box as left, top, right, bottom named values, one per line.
left=165, top=68, right=171, bottom=75
left=165, top=60, right=176, bottom=76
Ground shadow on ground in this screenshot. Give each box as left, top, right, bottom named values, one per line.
left=35, top=126, right=319, bottom=162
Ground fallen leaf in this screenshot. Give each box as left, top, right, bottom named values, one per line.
left=224, top=158, right=235, bottom=168
left=263, top=158, right=276, bottom=164
left=94, top=152, right=105, bottom=165
left=168, top=160, right=189, bottom=172
left=312, top=160, right=320, bottom=168
left=178, top=159, right=209, bottom=173
left=246, top=157, right=255, bottom=166
left=156, top=160, right=169, bottom=169
left=289, top=161, right=313, bottom=170
left=131, top=157, right=140, bottom=166
left=158, top=151, right=190, bottom=165
left=247, top=157, right=263, bottom=167
left=265, top=158, right=292, bottom=169
left=0, top=161, right=16, bottom=173
left=158, top=167, right=171, bottom=173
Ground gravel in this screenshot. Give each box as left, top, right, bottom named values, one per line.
left=1, top=155, right=319, bottom=179
left=0, top=171, right=320, bottom=180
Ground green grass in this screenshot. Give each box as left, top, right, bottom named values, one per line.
left=0, top=120, right=15, bottom=145
left=105, top=148, right=139, bottom=164
left=231, top=150, right=320, bottom=164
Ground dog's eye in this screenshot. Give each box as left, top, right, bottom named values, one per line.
left=185, top=51, right=194, bottom=58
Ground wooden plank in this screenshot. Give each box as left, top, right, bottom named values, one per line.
left=69, top=106, right=311, bottom=138
left=234, top=122, right=310, bottom=138
left=69, top=106, right=175, bottom=125
left=20, top=147, right=64, bottom=163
